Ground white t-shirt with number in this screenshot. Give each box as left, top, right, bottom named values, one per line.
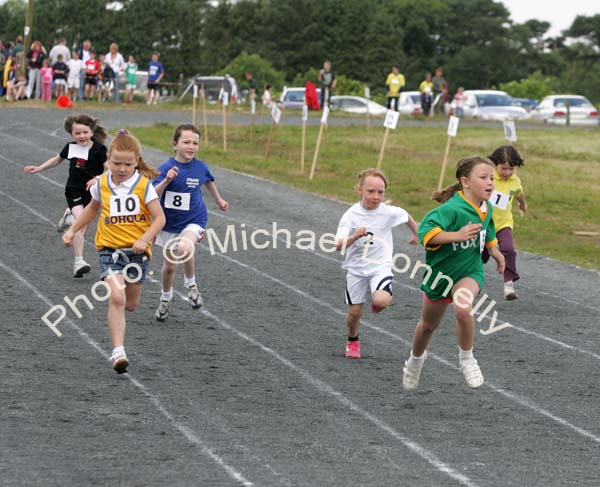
left=336, top=202, right=409, bottom=277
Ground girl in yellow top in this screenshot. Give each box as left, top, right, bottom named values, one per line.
left=483, top=146, right=527, bottom=300
left=419, top=72, right=433, bottom=116
left=63, top=130, right=166, bottom=374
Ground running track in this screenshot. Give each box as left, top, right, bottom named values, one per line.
left=1, top=108, right=599, bottom=486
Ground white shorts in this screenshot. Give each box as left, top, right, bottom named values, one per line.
left=345, top=271, right=393, bottom=305
left=54, top=79, right=66, bottom=86
left=154, top=223, right=205, bottom=250
left=126, top=83, right=136, bottom=91
left=67, top=78, right=80, bottom=89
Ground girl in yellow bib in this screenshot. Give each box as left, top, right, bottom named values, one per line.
left=483, top=146, right=527, bottom=300
left=63, top=130, right=166, bottom=374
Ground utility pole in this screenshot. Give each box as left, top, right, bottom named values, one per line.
left=24, top=0, right=34, bottom=55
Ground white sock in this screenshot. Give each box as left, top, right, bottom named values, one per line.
left=161, top=288, right=173, bottom=301
left=74, top=256, right=83, bottom=264
left=408, top=349, right=427, bottom=366
left=184, top=276, right=196, bottom=288
left=112, top=346, right=125, bottom=357
left=459, top=347, right=474, bottom=362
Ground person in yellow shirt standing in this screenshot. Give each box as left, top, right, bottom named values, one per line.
left=419, top=72, right=433, bottom=116
left=483, top=146, right=527, bottom=300
left=385, top=65, right=405, bottom=111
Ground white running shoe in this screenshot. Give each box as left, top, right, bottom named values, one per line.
left=460, top=357, right=484, bottom=388
left=504, top=281, right=517, bottom=300
left=73, top=259, right=91, bottom=278
left=57, top=208, right=73, bottom=233
left=111, top=351, right=129, bottom=374
left=402, top=351, right=427, bottom=391
left=187, top=285, right=203, bottom=309
left=155, top=300, right=170, bottom=321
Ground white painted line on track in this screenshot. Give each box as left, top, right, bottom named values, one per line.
left=0, top=193, right=481, bottom=486
left=0, top=258, right=254, bottom=487
left=203, top=247, right=600, bottom=445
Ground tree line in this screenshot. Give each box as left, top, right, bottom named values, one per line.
left=2, top=0, right=600, bottom=101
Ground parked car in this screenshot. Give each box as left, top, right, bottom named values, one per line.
left=529, top=95, right=599, bottom=126
left=397, top=91, right=423, bottom=116
left=511, top=97, right=539, bottom=112
left=454, top=90, right=527, bottom=120
left=280, top=86, right=321, bottom=109
left=330, top=95, right=387, bottom=115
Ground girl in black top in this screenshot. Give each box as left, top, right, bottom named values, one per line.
left=24, top=114, right=108, bottom=277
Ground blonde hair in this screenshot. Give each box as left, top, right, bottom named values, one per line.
left=109, top=129, right=159, bottom=179
left=432, top=156, right=492, bottom=203
left=357, top=168, right=387, bottom=188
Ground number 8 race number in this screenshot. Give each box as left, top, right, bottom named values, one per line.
left=164, top=191, right=190, bottom=211
left=110, top=194, right=141, bottom=216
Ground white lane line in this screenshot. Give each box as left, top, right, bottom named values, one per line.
left=0, top=258, right=254, bottom=487
left=0, top=192, right=480, bottom=486
left=204, top=247, right=600, bottom=445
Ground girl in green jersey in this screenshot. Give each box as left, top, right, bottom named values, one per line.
left=403, top=156, right=505, bottom=391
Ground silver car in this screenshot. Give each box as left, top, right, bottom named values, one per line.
left=529, top=95, right=599, bottom=126
left=330, top=95, right=387, bottom=115
left=457, top=90, right=528, bottom=120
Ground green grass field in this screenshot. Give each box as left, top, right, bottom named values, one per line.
left=128, top=117, right=600, bottom=270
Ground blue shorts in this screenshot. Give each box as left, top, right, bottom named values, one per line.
left=99, top=248, right=149, bottom=284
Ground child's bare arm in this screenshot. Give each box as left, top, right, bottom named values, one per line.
left=205, top=181, right=228, bottom=211
left=24, top=155, right=62, bottom=174
left=488, top=245, right=506, bottom=274
left=516, top=191, right=527, bottom=215
left=407, top=215, right=419, bottom=245
left=428, top=222, right=482, bottom=245
left=154, top=167, right=179, bottom=196
left=131, top=199, right=165, bottom=254
left=336, top=227, right=368, bottom=251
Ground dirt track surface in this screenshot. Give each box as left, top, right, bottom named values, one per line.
left=1, top=108, right=599, bottom=486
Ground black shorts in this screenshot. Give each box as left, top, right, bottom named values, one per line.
left=65, top=188, right=91, bottom=209
left=147, top=82, right=159, bottom=91
left=85, top=75, right=97, bottom=86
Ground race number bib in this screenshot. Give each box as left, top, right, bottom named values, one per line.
left=110, top=194, right=140, bottom=216
left=490, top=190, right=510, bottom=210
left=164, top=191, right=190, bottom=211
left=479, top=229, right=487, bottom=253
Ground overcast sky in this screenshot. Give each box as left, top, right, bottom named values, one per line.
left=501, top=0, right=600, bottom=37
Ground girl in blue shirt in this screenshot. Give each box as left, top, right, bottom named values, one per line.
left=153, top=124, right=228, bottom=321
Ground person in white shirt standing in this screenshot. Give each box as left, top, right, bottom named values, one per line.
left=49, top=37, right=71, bottom=65
left=335, top=168, right=418, bottom=359
left=66, top=51, right=83, bottom=101
left=105, top=42, right=125, bottom=103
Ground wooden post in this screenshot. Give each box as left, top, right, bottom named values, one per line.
left=301, top=108, right=307, bottom=173
left=264, top=121, right=275, bottom=159
left=376, top=128, right=390, bottom=171
left=309, top=123, right=325, bottom=180
left=201, top=85, right=208, bottom=145
left=437, top=136, right=453, bottom=191
left=222, top=95, right=227, bottom=152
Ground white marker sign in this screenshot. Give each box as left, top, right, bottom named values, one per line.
left=321, top=106, right=330, bottom=124
left=503, top=119, right=517, bottom=141
left=383, top=109, right=400, bottom=130
left=447, top=116, right=460, bottom=137
left=302, top=105, right=308, bottom=122
left=271, top=104, right=282, bottom=125
left=364, top=86, right=370, bottom=99
left=222, top=92, right=229, bottom=106
left=250, top=99, right=256, bottom=115
left=193, top=84, right=198, bottom=99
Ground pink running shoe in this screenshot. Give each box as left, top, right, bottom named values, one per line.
left=345, top=340, right=361, bottom=359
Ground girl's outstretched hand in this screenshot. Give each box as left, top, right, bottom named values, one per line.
left=24, top=165, right=41, bottom=174
left=217, top=198, right=229, bottom=211
left=166, top=166, right=179, bottom=181
left=86, top=176, right=98, bottom=191
left=63, top=229, right=74, bottom=247
left=494, top=253, right=506, bottom=274
left=455, top=221, right=482, bottom=242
